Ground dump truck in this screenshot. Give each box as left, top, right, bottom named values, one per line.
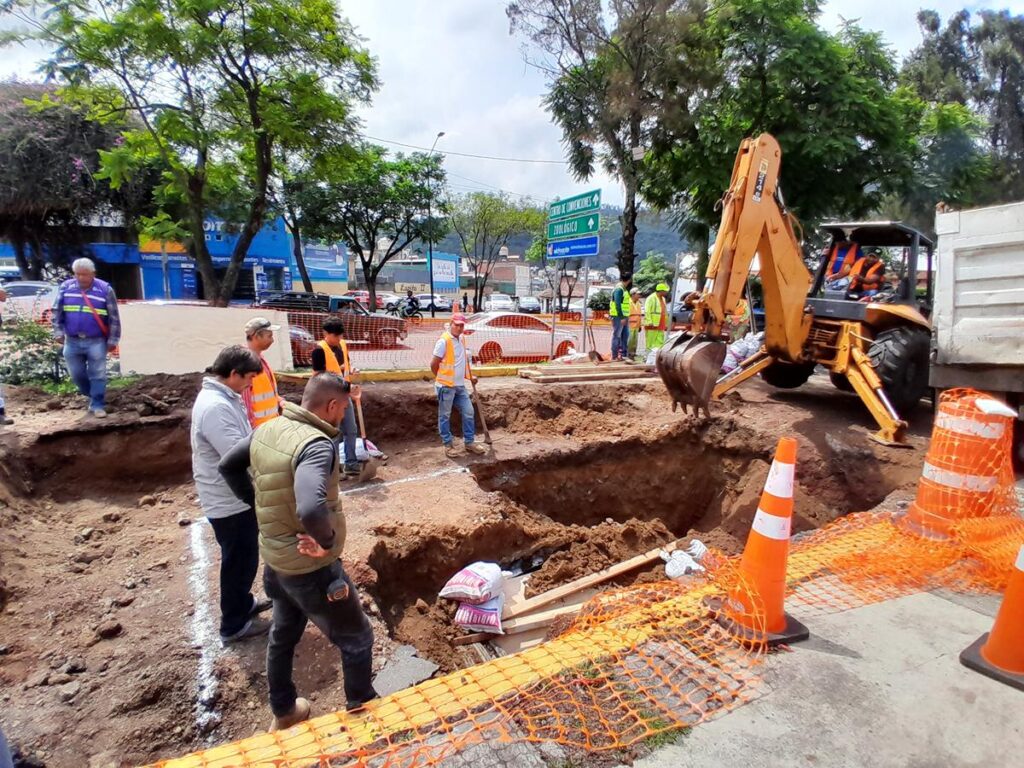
left=657, top=133, right=934, bottom=446
left=931, top=201, right=1024, bottom=468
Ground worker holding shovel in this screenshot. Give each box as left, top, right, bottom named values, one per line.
left=430, top=313, right=488, bottom=458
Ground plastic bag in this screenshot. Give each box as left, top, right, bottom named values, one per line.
left=721, top=332, right=764, bottom=373
left=455, top=595, right=504, bottom=634
left=439, top=561, right=504, bottom=604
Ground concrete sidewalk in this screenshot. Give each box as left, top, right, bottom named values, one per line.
left=629, top=591, right=1020, bottom=767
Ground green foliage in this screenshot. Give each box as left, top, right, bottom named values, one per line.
left=632, top=251, right=673, bottom=295
left=588, top=291, right=611, bottom=311
left=6, top=0, right=376, bottom=304
left=0, top=320, right=65, bottom=385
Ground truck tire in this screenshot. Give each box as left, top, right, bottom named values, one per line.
left=760, top=361, right=816, bottom=389
left=868, top=326, right=930, bottom=415
left=829, top=372, right=854, bottom=392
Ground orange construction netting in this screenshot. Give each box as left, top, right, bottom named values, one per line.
left=149, top=389, right=1022, bottom=768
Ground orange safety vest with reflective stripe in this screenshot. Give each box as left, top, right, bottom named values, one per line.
left=849, top=257, right=883, bottom=287
left=435, top=331, right=473, bottom=387
left=826, top=242, right=858, bottom=277
left=317, top=339, right=351, bottom=381
left=247, top=356, right=281, bottom=427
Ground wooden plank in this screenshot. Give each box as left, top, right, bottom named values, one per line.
left=453, top=632, right=495, bottom=647
left=502, top=539, right=680, bottom=620
left=502, top=602, right=584, bottom=634
left=527, top=371, right=657, bottom=385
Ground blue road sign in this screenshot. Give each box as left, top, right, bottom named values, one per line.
left=546, top=235, right=600, bottom=259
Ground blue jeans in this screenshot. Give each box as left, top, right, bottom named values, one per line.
left=63, top=337, right=108, bottom=410
left=436, top=385, right=475, bottom=445
left=611, top=316, right=629, bottom=359
left=341, top=401, right=358, bottom=466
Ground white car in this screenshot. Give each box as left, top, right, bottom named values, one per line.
left=0, top=281, right=58, bottom=321
left=484, top=293, right=516, bottom=312
left=463, top=311, right=577, bottom=362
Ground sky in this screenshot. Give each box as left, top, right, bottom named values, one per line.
left=2, top=1, right=1023, bottom=208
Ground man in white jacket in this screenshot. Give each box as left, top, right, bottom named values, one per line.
left=191, top=345, right=272, bottom=644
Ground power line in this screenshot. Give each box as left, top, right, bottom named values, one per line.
left=444, top=173, right=549, bottom=204
left=360, top=134, right=568, bottom=165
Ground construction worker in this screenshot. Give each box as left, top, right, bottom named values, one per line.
left=243, top=317, right=284, bottom=428
left=430, top=313, right=486, bottom=458
left=725, top=295, right=752, bottom=342
left=51, top=257, right=121, bottom=418
left=643, top=282, right=670, bottom=360
left=219, top=373, right=377, bottom=730
left=608, top=276, right=632, bottom=360
left=627, top=287, right=643, bottom=359
left=823, top=241, right=859, bottom=288
left=311, top=317, right=360, bottom=477
left=191, top=345, right=271, bottom=645
left=849, top=248, right=886, bottom=296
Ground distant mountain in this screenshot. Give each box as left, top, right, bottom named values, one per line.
left=432, top=206, right=689, bottom=270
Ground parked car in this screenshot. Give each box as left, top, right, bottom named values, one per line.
left=378, top=292, right=403, bottom=312
left=343, top=289, right=393, bottom=310
left=255, top=292, right=408, bottom=348
left=483, top=293, right=516, bottom=312
left=289, top=325, right=317, bottom=366
left=0, top=280, right=58, bottom=321
left=517, top=296, right=542, bottom=314
left=415, top=293, right=452, bottom=312
left=463, top=311, right=576, bottom=362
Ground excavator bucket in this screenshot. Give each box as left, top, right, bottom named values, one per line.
left=656, top=333, right=727, bottom=417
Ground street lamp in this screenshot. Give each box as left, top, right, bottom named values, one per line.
left=427, top=130, right=445, bottom=317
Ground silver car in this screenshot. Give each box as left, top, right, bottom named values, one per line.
left=0, top=281, right=58, bottom=321
left=463, top=311, right=577, bottom=362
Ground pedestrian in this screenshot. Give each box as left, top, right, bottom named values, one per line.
left=218, top=373, right=377, bottom=730
left=643, top=282, right=670, bottom=363
left=430, top=313, right=486, bottom=458
left=461, top=292, right=469, bottom=313
left=0, top=285, right=12, bottom=427
left=311, top=317, right=361, bottom=477
left=627, top=287, right=643, bottom=360
left=242, top=316, right=284, bottom=428
left=608, top=276, right=632, bottom=360
left=191, top=345, right=271, bottom=645
left=51, top=258, right=121, bottom=418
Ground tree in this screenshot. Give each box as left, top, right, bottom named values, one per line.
left=507, top=0, right=713, bottom=280
left=631, top=251, right=672, bottom=295
left=643, top=0, right=920, bottom=286
left=448, top=192, right=543, bottom=311
left=6, top=0, right=376, bottom=305
left=299, top=146, right=445, bottom=311
left=0, top=83, right=158, bottom=279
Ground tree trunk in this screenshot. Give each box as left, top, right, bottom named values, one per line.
left=618, top=180, right=638, bottom=280
left=186, top=194, right=221, bottom=306
left=360, top=258, right=378, bottom=313
left=285, top=206, right=314, bottom=293
left=693, top=223, right=711, bottom=292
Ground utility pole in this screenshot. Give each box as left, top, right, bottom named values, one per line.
left=427, top=131, right=445, bottom=318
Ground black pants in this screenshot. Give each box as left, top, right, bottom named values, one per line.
left=264, top=561, right=376, bottom=715
left=207, top=509, right=259, bottom=638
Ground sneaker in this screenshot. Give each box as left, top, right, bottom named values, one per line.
left=220, top=617, right=271, bottom=645
left=250, top=596, right=272, bottom=617
left=343, top=462, right=362, bottom=476
left=465, top=442, right=487, bottom=455
left=90, top=408, right=107, bottom=419
left=270, top=697, right=311, bottom=731
left=0, top=415, right=12, bottom=426
left=444, top=444, right=461, bottom=459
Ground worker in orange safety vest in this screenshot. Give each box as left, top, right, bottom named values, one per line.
left=243, top=317, right=285, bottom=428
left=311, top=316, right=361, bottom=476
left=430, top=313, right=487, bottom=459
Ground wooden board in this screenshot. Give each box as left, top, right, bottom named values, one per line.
left=526, top=371, right=657, bottom=384
left=502, top=538, right=680, bottom=621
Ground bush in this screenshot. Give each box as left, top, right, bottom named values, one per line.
left=588, top=291, right=611, bottom=311
left=0, top=320, right=65, bottom=384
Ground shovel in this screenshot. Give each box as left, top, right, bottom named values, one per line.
left=656, top=332, right=727, bottom=418
left=469, top=378, right=492, bottom=445
left=351, top=389, right=381, bottom=483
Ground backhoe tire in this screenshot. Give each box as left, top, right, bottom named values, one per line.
left=829, top=372, right=854, bottom=392
left=868, top=326, right=930, bottom=416
left=760, top=361, right=816, bottom=389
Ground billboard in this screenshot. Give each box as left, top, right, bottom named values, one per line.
left=430, top=251, right=460, bottom=291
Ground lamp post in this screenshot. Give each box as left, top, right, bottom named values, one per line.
left=426, top=131, right=445, bottom=318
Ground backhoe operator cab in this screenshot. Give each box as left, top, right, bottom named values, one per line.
left=655, top=134, right=933, bottom=446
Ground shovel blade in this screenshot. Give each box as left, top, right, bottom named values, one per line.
left=656, top=333, right=727, bottom=415
left=357, top=457, right=380, bottom=483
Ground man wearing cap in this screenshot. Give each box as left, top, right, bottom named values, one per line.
left=430, top=313, right=486, bottom=458
left=243, top=317, right=285, bottom=428
left=644, top=283, right=670, bottom=358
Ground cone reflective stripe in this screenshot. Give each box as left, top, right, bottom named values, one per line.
left=709, top=436, right=808, bottom=647
left=905, top=390, right=1015, bottom=537
left=960, top=544, right=1024, bottom=690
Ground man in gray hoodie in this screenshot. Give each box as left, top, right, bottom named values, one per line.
left=191, top=345, right=272, bottom=644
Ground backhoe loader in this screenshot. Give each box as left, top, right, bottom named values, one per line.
left=657, top=133, right=933, bottom=445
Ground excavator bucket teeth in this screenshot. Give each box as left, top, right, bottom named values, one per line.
left=656, top=333, right=727, bottom=416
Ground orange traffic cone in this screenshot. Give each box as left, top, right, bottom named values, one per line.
left=707, top=436, right=809, bottom=647
left=960, top=544, right=1024, bottom=690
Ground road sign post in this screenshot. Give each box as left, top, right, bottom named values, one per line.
left=547, top=188, right=602, bottom=261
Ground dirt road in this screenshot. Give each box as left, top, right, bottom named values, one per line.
left=0, top=370, right=932, bottom=766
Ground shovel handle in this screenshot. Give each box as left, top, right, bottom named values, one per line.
left=470, top=379, right=493, bottom=445
left=354, top=397, right=367, bottom=440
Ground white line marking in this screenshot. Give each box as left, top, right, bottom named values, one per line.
left=188, top=520, right=222, bottom=733
left=342, top=466, right=470, bottom=495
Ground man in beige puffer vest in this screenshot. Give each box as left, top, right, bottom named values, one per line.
left=220, top=373, right=377, bottom=730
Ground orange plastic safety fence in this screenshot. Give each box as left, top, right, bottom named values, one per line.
left=149, top=390, right=1021, bottom=768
